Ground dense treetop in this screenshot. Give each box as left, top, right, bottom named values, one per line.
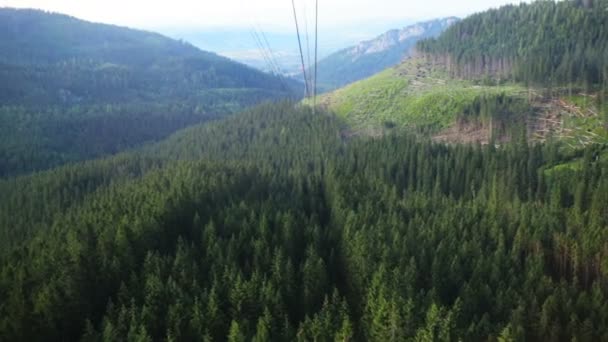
left=1, top=103, right=607, bottom=341
left=417, top=0, right=608, bottom=86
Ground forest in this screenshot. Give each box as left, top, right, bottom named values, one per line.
left=2, top=1, right=608, bottom=341
left=417, top=0, right=608, bottom=88
left=0, top=8, right=294, bottom=106
left=1, top=103, right=607, bottom=341
left=0, top=8, right=297, bottom=177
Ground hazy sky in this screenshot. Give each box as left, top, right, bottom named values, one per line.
left=0, top=0, right=531, bottom=31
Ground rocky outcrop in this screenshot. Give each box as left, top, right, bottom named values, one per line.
left=347, top=18, right=459, bottom=60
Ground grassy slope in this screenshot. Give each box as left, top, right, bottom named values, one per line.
left=316, top=57, right=526, bottom=132
left=316, top=57, right=608, bottom=147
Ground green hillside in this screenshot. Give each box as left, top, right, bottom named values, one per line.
left=317, top=58, right=525, bottom=132
left=1, top=102, right=607, bottom=341
left=317, top=0, right=608, bottom=146
left=0, top=8, right=296, bottom=177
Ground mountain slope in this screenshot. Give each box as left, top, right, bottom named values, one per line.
left=1, top=102, right=608, bottom=341
left=317, top=58, right=529, bottom=139
left=318, top=0, right=608, bottom=145
left=417, top=0, right=608, bottom=86
left=0, top=8, right=294, bottom=105
left=314, top=17, right=458, bottom=92
left=0, top=8, right=296, bottom=177
left=1, top=3, right=608, bottom=341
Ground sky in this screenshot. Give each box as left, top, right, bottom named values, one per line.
left=0, top=0, right=532, bottom=32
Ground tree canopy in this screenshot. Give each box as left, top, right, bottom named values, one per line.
left=1, top=103, right=607, bottom=341
left=417, top=0, right=608, bottom=88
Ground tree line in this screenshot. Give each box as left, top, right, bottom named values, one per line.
left=417, top=0, right=608, bottom=91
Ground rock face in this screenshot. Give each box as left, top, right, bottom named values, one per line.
left=314, top=17, right=459, bottom=92
left=348, top=18, right=459, bottom=60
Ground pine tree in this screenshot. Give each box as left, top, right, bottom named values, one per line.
left=252, top=308, right=272, bottom=342
left=228, top=320, right=246, bottom=342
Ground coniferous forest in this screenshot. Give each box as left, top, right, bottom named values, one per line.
left=1, top=103, right=607, bottom=341
left=1, top=1, right=608, bottom=342
left=417, top=0, right=608, bottom=88
left=0, top=8, right=296, bottom=178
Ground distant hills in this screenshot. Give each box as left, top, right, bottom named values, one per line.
left=162, top=20, right=421, bottom=76
left=0, top=8, right=295, bottom=106
left=313, top=17, right=458, bottom=92
left=0, top=8, right=296, bottom=177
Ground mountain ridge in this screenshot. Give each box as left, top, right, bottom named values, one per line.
left=0, top=7, right=295, bottom=105
left=347, top=17, right=459, bottom=59
left=0, top=8, right=296, bottom=177
left=312, top=17, right=458, bottom=92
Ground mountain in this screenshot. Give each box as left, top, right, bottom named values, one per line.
left=316, top=57, right=554, bottom=144
left=317, top=1, right=608, bottom=146
left=0, top=8, right=296, bottom=177
left=0, top=8, right=295, bottom=105
left=313, top=17, right=458, bottom=92
left=161, top=20, right=417, bottom=75
left=2, top=2, right=608, bottom=341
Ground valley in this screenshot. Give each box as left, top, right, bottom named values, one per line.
left=0, top=1, right=607, bottom=341
left=0, top=8, right=295, bottom=177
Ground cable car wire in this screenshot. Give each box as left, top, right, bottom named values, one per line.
left=291, top=0, right=310, bottom=98
left=313, top=0, right=319, bottom=113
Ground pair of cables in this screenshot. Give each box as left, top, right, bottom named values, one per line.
left=250, top=25, right=291, bottom=94
left=291, top=0, right=319, bottom=112
left=248, top=0, right=319, bottom=108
